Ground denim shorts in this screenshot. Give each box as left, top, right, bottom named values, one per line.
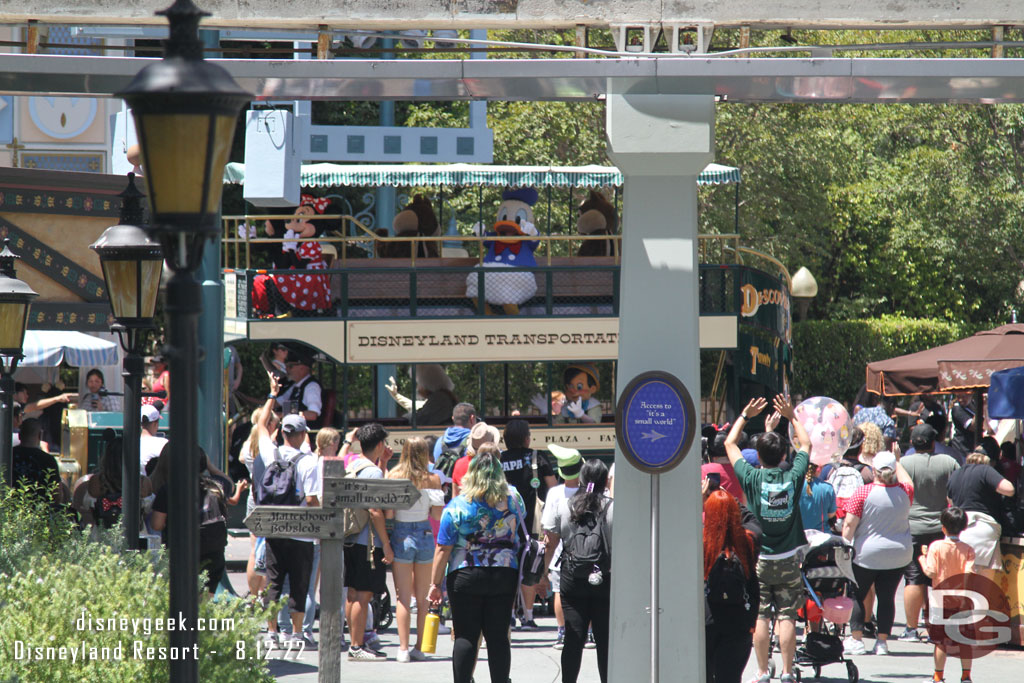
left=391, top=520, right=435, bottom=564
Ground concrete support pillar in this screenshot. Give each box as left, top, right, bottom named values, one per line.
left=606, top=93, right=715, bottom=683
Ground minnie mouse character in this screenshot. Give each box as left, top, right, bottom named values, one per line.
left=251, top=195, right=332, bottom=315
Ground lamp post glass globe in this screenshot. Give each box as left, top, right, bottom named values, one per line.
left=91, top=176, right=163, bottom=327
left=791, top=266, right=818, bottom=321
left=0, top=243, right=38, bottom=359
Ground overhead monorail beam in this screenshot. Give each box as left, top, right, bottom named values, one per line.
left=0, top=0, right=1021, bottom=30
left=2, top=54, right=1024, bottom=103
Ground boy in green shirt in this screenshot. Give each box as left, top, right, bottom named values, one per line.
left=725, top=395, right=811, bottom=683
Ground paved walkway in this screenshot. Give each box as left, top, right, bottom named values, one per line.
left=224, top=537, right=1024, bottom=682
left=224, top=571, right=599, bottom=682
left=224, top=536, right=600, bottom=682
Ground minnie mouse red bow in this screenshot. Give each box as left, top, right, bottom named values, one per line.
left=101, top=496, right=123, bottom=512
left=300, top=195, right=330, bottom=214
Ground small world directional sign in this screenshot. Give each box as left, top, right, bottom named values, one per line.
left=325, top=477, right=421, bottom=510
left=615, top=370, right=696, bottom=474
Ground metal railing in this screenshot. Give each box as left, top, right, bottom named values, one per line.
left=222, top=214, right=623, bottom=269
left=223, top=215, right=791, bottom=284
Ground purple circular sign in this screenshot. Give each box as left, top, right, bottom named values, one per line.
left=615, top=371, right=696, bottom=473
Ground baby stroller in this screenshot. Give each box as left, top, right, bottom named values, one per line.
left=795, top=530, right=859, bottom=683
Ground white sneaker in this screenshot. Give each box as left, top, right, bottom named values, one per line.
left=843, top=637, right=867, bottom=655
left=348, top=646, right=385, bottom=661
left=872, top=639, right=889, bottom=656
left=396, top=649, right=411, bottom=663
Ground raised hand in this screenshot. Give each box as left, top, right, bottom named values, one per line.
left=741, top=397, right=769, bottom=419
left=772, top=394, right=796, bottom=420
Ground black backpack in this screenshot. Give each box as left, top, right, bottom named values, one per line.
left=199, top=475, right=228, bottom=556
left=435, top=436, right=468, bottom=479
left=704, top=549, right=750, bottom=607
left=562, top=501, right=611, bottom=580
left=256, top=451, right=305, bottom=506
left=93, top=489, right=123, bottom=529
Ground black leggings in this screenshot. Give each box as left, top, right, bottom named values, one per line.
left=705, top=622, right=753, bottom=683
left=560, top=576, right=610, bottom=683
left=850, top=564, right=904, bottom=636
left=447, top=567, right=518, bottom=683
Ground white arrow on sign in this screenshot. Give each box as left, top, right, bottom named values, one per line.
left=324, top=477, right=421, bottom=510
left=0, top=98, right=8, bottom=113
left=642, top=430, right=667, bottom=442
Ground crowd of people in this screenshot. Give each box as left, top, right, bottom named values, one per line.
left=701, top=393, right=1022, bottom=683
left=232, top=361, right=615, bottom=683
left=9, top=350, right=1024, bottom=683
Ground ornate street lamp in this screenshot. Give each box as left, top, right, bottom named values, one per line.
left=0, top=241, right=38, bottom=489
left=90, top=173, right=163, bottom=551
left=116, top=2, right=250, bottom=680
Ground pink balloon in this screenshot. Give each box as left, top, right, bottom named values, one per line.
left=789, top=396, right=853, bottom=465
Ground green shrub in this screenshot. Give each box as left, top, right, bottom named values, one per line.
left=0, top=490, right=277, bottom=682
left=791, top=315, right=978, bottom=401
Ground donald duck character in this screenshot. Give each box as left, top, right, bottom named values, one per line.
left=465, top=187, right=540, bottom=315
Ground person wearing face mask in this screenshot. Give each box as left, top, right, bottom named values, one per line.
left=553, top=363, right=603, bottom=425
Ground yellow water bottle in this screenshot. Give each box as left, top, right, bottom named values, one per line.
left=421, top=608, right=440, bottom=654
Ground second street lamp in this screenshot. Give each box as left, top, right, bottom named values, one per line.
left=0, top=242, right=38, bottom=490
left=116, top=2, right=251, bottom=680
left=90, top=173, right=163, bottom=551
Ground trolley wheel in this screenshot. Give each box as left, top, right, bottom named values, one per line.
left=767, top=660, right=777, bottom=679
left=812, top=665, right=821, bottom=679
left=846, top=660, right=859, bottom=683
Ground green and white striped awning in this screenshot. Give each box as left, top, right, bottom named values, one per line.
left=223, top=162, right=741, bottom=188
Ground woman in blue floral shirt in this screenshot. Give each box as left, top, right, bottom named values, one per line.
left=428, top=443, right=526, bottom=683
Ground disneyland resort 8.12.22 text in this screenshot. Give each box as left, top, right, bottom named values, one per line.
left=8, top=609, right=281, bottom=663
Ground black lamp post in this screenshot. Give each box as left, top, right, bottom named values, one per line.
left=0, top=241, right=38, bottom=490
left=116, top=2, right=250, bottom=680
left=90, top=173, right=163, bottom=552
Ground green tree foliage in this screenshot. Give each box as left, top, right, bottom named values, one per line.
left=791, top=315, right=977, bottom=401
left=703, top=29, right=1024, bottom=325
left=0, top=489, right=278, bottom=682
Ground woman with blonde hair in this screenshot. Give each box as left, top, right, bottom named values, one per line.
left=428, top=444, right=526, bottom=683
left=243, top=404, right=280, bottom=597
left=858, top=422, right=886, bottom=466
left=386, top=437, right=445, bottom=661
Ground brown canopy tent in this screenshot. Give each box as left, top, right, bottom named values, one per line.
left=865, top=323, right=1024, bottom=396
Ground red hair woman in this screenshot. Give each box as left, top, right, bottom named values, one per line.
left=704, top=488, right=759, bottom=683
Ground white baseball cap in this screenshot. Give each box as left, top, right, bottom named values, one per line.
left=141, top=404, right=161, bottom=424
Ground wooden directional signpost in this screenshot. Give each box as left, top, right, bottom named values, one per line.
left=245, top=457, right=420, bottom=683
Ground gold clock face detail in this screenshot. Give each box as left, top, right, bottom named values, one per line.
left=28, top=96, right=98, bottom=140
